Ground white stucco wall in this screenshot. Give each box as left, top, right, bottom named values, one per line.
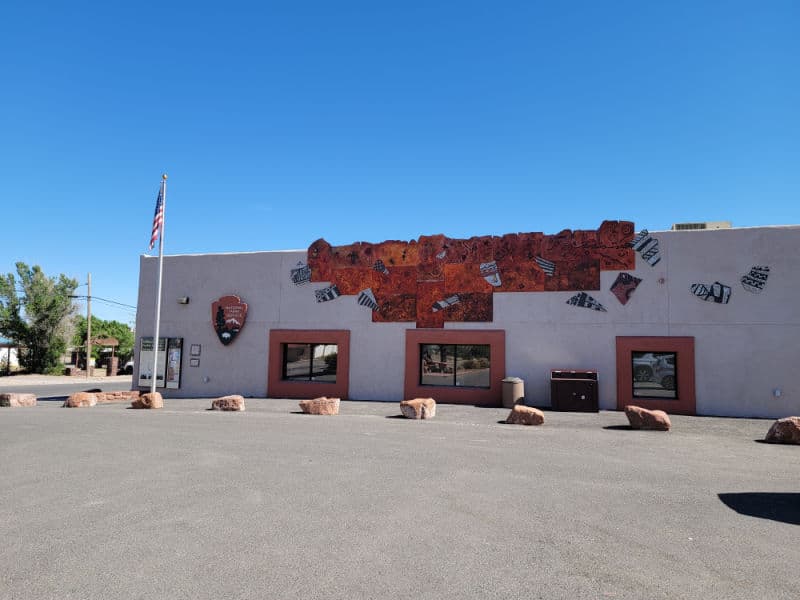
left=135, top=226, right=799, bottom=418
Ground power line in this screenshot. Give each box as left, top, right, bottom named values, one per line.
left=92, top=296, right=137, bottom=310
left=70, top=294, right=137, bottom=310
left=7, top=289, right=137, bottom=313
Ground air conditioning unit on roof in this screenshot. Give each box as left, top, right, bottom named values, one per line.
left=671, top=221, right=732, bottom=231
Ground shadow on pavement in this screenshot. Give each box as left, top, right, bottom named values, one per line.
left=602, top=425, right=634, bottom=430
left=718, top=492, right=800, bottom=525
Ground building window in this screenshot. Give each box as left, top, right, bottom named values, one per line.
left=282, top=343, right=338, bottom=382
left=405, top=329, right=504, bottom=406
left=615, top=336, right=695, bottom=415
left=269, top=330, right=350, bottom=399
left=420, top=344, right=491, bottom=388
left=632, top=351, right=677, bottom=399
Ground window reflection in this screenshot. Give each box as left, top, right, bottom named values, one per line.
left=632, top=351, right=677, bottom=399
left=420, top=344, right=490, bottom=388
left=283, top=343, right=338, bottom=382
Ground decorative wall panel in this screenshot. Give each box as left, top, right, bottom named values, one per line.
left=610, top=272, right=642, bottom=305
left=691, top=282, right=732, bottom=304
left=741, top=266, right=769, bottom=293
left=308, top=220, right=635, bottom=327
left=630, top=229, right=661, bottom=266
left=290, top=262, right=311, bottom=286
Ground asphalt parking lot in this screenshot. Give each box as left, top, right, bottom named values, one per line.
left=1, top=399, right=798, bottom=600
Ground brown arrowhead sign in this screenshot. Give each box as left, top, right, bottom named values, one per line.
left=212, top=295, right=248, bottom=346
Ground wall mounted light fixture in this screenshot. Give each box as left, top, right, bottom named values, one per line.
left=177, top=297, right=190, bottom=304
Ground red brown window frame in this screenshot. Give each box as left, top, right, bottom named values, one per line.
left=405, top=329, right=505, bottom=406
left=268, top=329, right=350, bottom=400
left=615, top=336, right=695, bottom=415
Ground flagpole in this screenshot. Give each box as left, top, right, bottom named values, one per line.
left=150, top=174, right=167, bottom=394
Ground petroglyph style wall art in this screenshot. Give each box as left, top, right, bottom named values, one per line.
left=610, top=272, right=642, bottom=305
left=432, top=294, right=460, bottom=312
left=534, top=256, right=556, bottom=276
left=691, top=282, right=731, bottom=304
left=373, top=260, right=389, bottom=275
left=315, top=285, right=341, bottom=303
left=630, top=229, right=661, bottom=266
left=741, top=265, right=769, bottom=293
left=566, top=292, right=607, bottom=312
left=357, top=288, right=379, bottom=310
left=290, top=262, right=311, bottom=286
left=307, top=221, right=635, bottom=327
left=479, top=261, right=501, bottom=287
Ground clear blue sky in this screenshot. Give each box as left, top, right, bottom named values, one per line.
left=1, top=1, right=797, bottom=324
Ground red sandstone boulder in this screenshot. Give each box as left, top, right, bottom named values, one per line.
left=400, top=398, right=436, bottom=419
left=625, top=405, right=671, bottom=431
left=63, top=392, right=97, bottom=408
left=211, top=395, right=246, bottom=411
left=0, top=393, right=37, bottom=407
left=298, top=396, right=339, bottom=415
left=765, top=416, right=800, bottom=445
left=132, top=392, right=163, bottom=409
left=505, top=404, right=545, bottom=425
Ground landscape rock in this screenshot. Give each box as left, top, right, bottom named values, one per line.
left=400, top=397, right=436, bottom=419
left=211, top=395, right=246, bottom=411
left=764, top=416, right=800, bottom=445
left=63, top=392, right=98, bottom=408
left=132, top=392, right=163, bottom=409
left=625, top=405, right=671, bottom=431
left=0, top=393, right=37, bottom=407
left=298, top=396, right=339, bottom=415
left=505, top=404, right=545, bottom=425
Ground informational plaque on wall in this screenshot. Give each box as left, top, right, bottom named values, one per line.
left=166, top=338, right=183, bottom=389
left=138, top=337, right=168, bottom=388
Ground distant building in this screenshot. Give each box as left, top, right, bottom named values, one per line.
left=0, top=337, right=20, bottom=373
left=134, top=222, right=798, bottom=418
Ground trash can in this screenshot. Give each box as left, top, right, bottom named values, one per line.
left=502, top=377, right=525, bottom=408
left=550, top=370, right=598, bottom=412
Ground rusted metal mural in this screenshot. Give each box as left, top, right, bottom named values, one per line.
left=307, top=220, right=635, bottom=328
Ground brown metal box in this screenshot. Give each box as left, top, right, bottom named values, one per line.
left=550, top=370, right=598, bottom=412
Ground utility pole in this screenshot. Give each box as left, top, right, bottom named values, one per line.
left=86, top=272, right=91, bottom=379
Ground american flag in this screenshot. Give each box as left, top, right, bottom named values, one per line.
left=149, top=187, right=164, bottom=250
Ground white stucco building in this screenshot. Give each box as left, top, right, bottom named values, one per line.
left=134, top=223, right=799, bottom=418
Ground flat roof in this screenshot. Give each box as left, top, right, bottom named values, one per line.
left=140, top=224, right=799, bottom=259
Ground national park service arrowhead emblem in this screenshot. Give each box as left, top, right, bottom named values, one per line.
left=212, top=295, right=248, bottom=346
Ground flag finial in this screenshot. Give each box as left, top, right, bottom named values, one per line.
left=162, top=173, right=168, bottom=180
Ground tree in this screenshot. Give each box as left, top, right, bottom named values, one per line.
left=0, top=263, right=78, bottom=373
left=72, top=316, right=135, bottom=363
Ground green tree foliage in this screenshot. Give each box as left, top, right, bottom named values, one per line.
left=72, top=316, right=135, bottom=362
left=0, top=263, right=78, bottom=373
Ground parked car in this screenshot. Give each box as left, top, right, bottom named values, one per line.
left=633, top=353, right=675, bottom=390
left=632, top=353, right=659, bottom=382
left=653, top=355, right=675, bottom=390
left=120, top=360, right=134, bottom=375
